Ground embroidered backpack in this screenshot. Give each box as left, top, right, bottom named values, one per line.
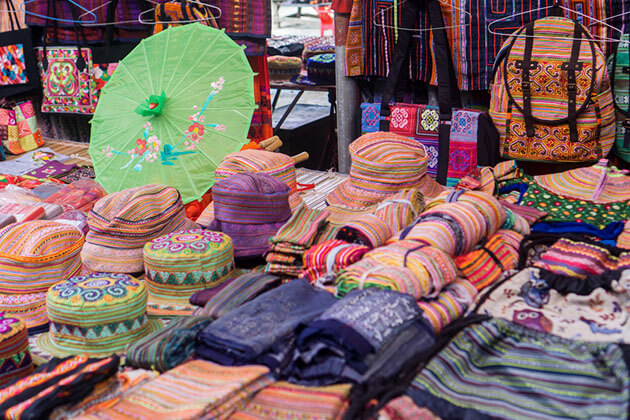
left=489, top=16, right=615, bottom=163
left=609, top=34, right=630, bottom=163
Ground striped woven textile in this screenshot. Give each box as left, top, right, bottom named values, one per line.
left=0, top=315, right=33, bottom=386
left=378, top=396, right=442, bottom=420
left=0, top=221, right=84, bottom=294
left=81, top=185, right=198, bottom=273
left=408, top=318, right=630, bottom=420
left=417, top=279, right=477, bottom=333
left=454, top=230, right=521, bottom=291
left=194, top=272, right=281, bottom=319
left=0, top=292, right=48, bottom=334
left=336, top=241, right=457, bottom=299
left=301, top=240, right=369, bottom=285
left=78, top=361, right=272, bottom=420
left=533, top=237, right=621, bottom=279
left=229, top=382, right=352, bottom=420
left=126, top=316, right=211, bottom=373
left=0, top=204, right=45, bottom=222
left=336, top=214, right=393, bottom=249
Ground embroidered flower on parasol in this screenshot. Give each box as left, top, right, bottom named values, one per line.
left=89, top=23, right=256, bottom=204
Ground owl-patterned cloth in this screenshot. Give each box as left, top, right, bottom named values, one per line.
left=477, top=267, right=630, bottom=342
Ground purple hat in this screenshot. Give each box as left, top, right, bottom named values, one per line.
left=208, top=173, right=291, bottom=258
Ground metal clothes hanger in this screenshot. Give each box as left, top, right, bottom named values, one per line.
left=19, top=0, right=97, bottom=23
left=138, top=0, right=222, bottom=26
left=487, top=2, right=622, bottom=43
left=587, top=9, right=630, bottom=37
left=372, top=0, right=471, bottom=33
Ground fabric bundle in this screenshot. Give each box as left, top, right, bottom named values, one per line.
left=230, top=382, right=352, bottom=420
left=284, top=288, right=435, bottom=386
left=407, top=318, right=630, bottom=420
left=196, top=279, right=336, bottom=368
left=426, top=190, right=507, bottom=234
left=191, top=272, right=281, bottom=319
left=126, top=316, right=211, bottom=373
left=0, top=221, right=84, bottom=333
left=207, top=173, right=292, bottom=258
left=0, top=355, right=119, bottom=420
left=79, top=361, right=273, bottom=420
left=301, top=239, right=370, bottom=287
left=454, top=230, right=522, bottom=291
left=335, top=241, right=457, bottom=299
left=265, top=205, right=331, bottom=277
left=478, top=267, right=630, bottom=343
left=534, top=237, right=623, bottom=278
left=417, top=279, right=478, bottom=333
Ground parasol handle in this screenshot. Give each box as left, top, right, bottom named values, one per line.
left=259, top=136, right=280, bottom=148
left=291, top=152, right=309, bottom=164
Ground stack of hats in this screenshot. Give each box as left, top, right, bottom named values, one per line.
left=326, top=132, right=443, bottom=210
left=207, top=173, right=292, bottom=258
left=302, top=38, right=335, bottom=62
left=37, top=273, right=161, bottom=357
left=267, top=56, right=303, bottom=81
left=143, top=229, right=238, bottom=316
left=0, top=221, right=84, bottom=333
left=81, top=185, right=198, bottom=274
left=293, top=53, right=336, bottom=85
left=0, top=315, right=33, bottom=386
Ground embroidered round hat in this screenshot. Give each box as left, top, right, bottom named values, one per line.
left=214, top=149, right=304, bottom=210
left=37, top=273, right=161, bottom=357
left=207, top=173, right=292, bottom=258
left=0, top=221, right=84, bottom=333
left=534, top=159, right=630, bottom=204
left=326, top=132, right=442, bottom=209
left=143, top=230, right=237, bottom=316
left=0, top=314, right=34, bottom=386
left=81, top=185, right=199, bottom=273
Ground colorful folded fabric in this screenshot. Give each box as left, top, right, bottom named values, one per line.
left=143, top=230, right=237, bottom=316
left=37, top=273, right=162, bottom=357
left=81, top=185, right=198, bottom=273
left=417, top=279, right=478, bottom=333
left=301, top=239, right=370, bottom=286
left=0, top=355, right=119, bottom=420
left=378, top=396, right=442, bottom=420
left=531, top=221, right=625, bottom=241
left=454, top=166, right=496, bottom=195
left=230, top=382, right=352, bottom=420
left=454, top=230, right=521, bottom=291
left=79, top=361, right=273, bottom=420
left=196, top=278, right=336, bottom=368
left=126, top=316, right=211, bottom=373
left=335, top=242, right=457, bottom=299
left=408, top=318, right=630, bottom=420
left=43, top=179, right=106, bottom=212
left=23, top=160, right=77, bottom=180
left=336, top=214, right=393, bottom=249
left=0, top=203, right=45, bottom=222
left=285, top=288, right=434, bottom=385
left=534, top=237, right=621, bottom=279
left=194, top=272, right=281, bottom=319
left=208, top=173, right=291, bottom=258
left=0, top=315, right=33, bottom=387
left=373, top=188, right=425, bottom=233
left=478, top=267, right=630, bottom=343
left=0, top=214, right=15, bottom=228
left=0, top=221, right=84, bottom=332
left=326, top=132, right=439, bottom=209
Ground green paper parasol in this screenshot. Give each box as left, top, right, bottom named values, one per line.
left=89, top=23, right=256, bottom=203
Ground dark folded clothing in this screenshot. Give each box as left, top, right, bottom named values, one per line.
left=196, top=278, right=336, bottom=368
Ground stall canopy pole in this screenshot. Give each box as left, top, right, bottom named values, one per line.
left=334, top=7, right=358, bottom=174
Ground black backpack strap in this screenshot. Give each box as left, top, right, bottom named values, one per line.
left=515, top=23, right=536, bottom=139
left=563, top=23, right=583, bottom=142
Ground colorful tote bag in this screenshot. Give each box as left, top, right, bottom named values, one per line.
left=0, top=0, right=40, bottom=97
left=609, top=34, right=630, bottom=163
left=361, top=0, right=499, bottom=187
left=489, top=16, right=615, bottom=163
left=0, top=100, right=43, bottom=155
left=153, top=0, right=219, bottom=34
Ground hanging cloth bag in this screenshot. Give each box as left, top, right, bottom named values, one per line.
left=153, top=0, right=219, bottom=34
left=0, top=0, right=40, bottom=97
left=36, top=0, right=98, bottom=114
left=609, top=34, right=630, bottom=163
left=361, top=0, right=500, bottom=187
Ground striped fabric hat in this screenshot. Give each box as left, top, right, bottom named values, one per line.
left=143, top=230, right=238, bottom=316
left=0, top=221, right=84, bottom=332
left=37, top=273, right=162, bottom=357
left=534, top=159, right=630, bottom=204
left=326, top=132, right=443, bottom=209
left=81, top=185, right=198, bottom=273
left=215, top=149, right=304, bottom=210
left=0, top=315, right=33, bottom=386
left=207, top=173, right=291, bottom=258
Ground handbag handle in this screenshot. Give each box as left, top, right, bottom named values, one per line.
left=41, top=0, right=87, bottom=73
left=379, top=0, right=462, bottom=184
left=4, top=0, right=21, bottom=31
